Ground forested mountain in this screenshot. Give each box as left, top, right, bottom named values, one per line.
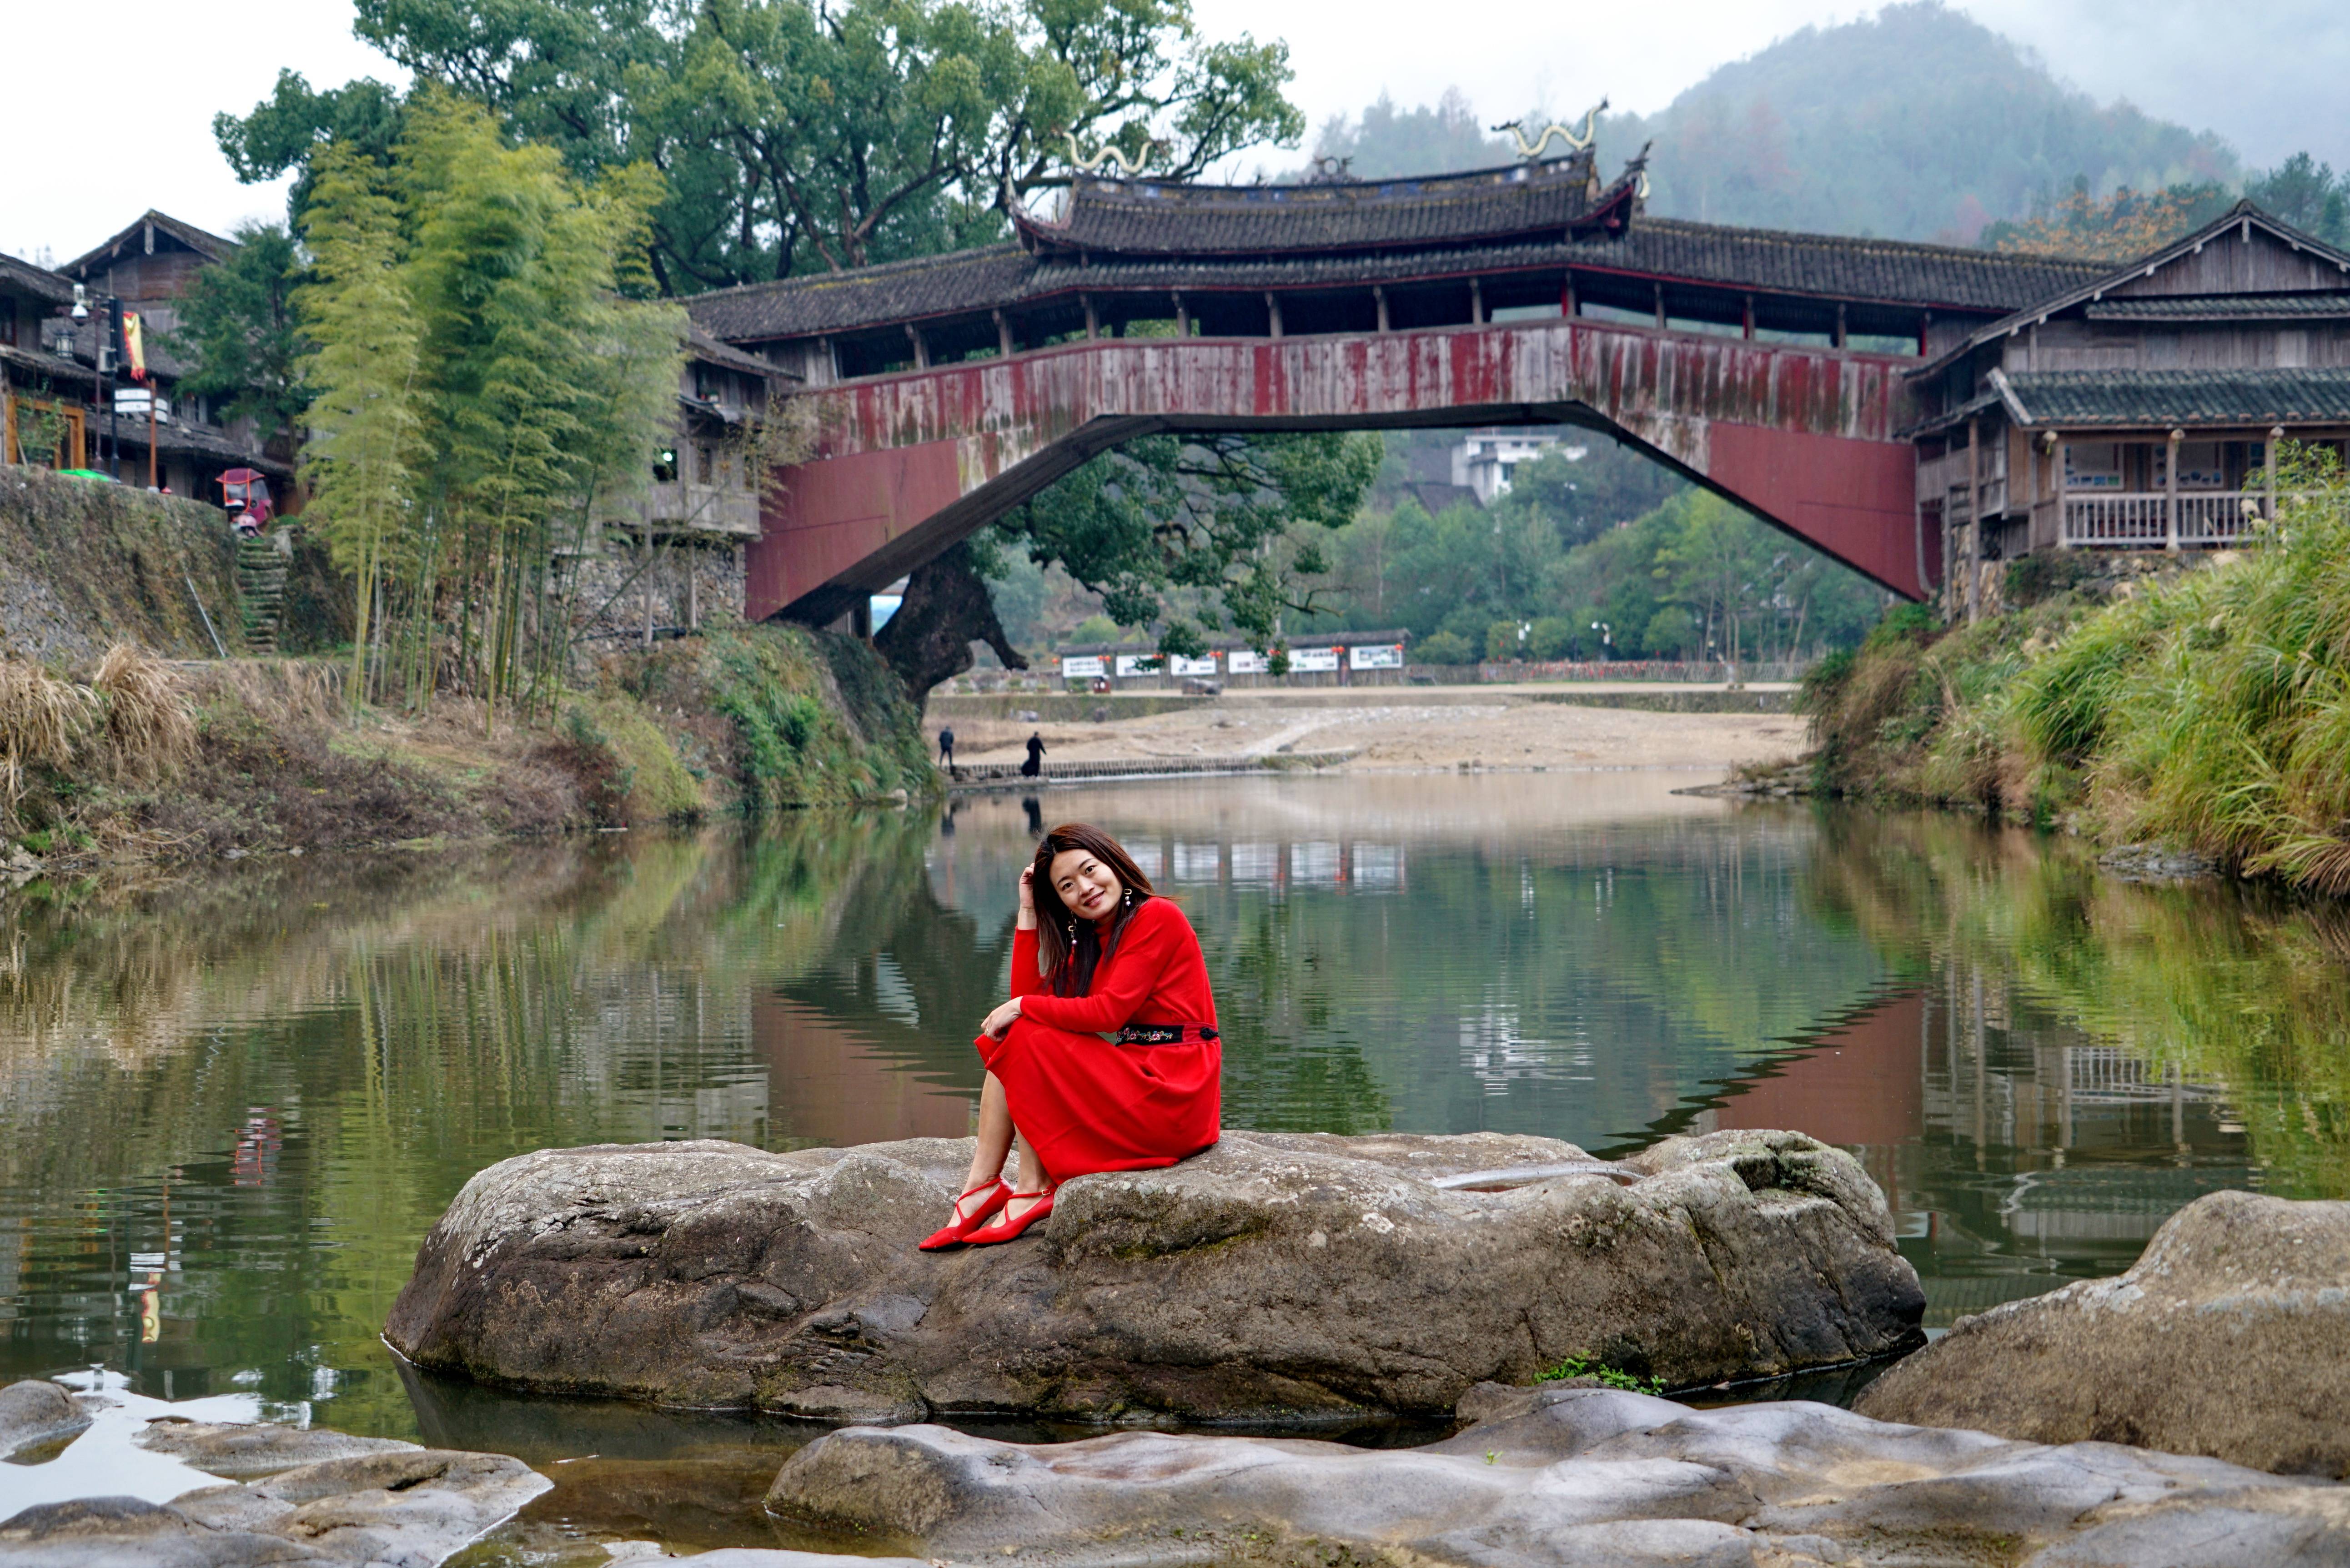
left=1310, top=2, right=2239, bottom=245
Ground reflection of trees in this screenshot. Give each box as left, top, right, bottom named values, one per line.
left=1181, top=820, right=1891, bottom=1150
left=0, top=815, right=933, bottom=1438
left=1802, top=812, right=2350, bottom=1197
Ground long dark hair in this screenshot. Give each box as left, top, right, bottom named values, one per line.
left=1033, top=823, right=1155, bottom=997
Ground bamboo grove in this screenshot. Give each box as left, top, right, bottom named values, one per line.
left=297, top=91, right=687, bottom=716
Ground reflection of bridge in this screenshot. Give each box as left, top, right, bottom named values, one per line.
left=689, top=154, right=2106, bottom=623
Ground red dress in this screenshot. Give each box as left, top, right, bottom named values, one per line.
left=975, top=896, right=1222, bottom=1184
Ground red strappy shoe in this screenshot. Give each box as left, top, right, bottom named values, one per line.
left=964, top=1186, right=1055, bottom=1245
left=918, top=1178, right=1012, bottom=1251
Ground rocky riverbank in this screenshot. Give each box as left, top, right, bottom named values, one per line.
left=384, top=1128, right=1924, bottom=1424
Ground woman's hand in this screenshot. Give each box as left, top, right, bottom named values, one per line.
left=1015, top=865, right=1037, bottom=930
left=982, top=997, right=1023, bottom=1039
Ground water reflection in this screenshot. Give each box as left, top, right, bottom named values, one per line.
left=0, top=774, right=2342, bottom=1467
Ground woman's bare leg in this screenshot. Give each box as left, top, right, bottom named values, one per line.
left=962, top=1072, right=1014, bottom=1195
left=1011, top=1131, right=1049, bottom=1196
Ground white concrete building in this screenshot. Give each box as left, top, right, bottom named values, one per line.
left=1449, top=427, right=1586, bottom=504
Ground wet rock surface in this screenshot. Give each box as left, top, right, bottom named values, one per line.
left=0, top=1447, right=548, bottom=1568
left=131, top=1418, right=420, bottom=1478
left=386, top=1128, right=1924, bottom=1423
left=0, top=1383, right=89, bottom=1461
left=1856, top=1190, right=2350, bottom=1478
left=762, top=1387, right=2350, bottom=1568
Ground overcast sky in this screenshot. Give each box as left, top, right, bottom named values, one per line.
left=10, top=0, right=2347, bottom=265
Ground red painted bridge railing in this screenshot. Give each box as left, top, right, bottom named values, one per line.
left=755, top=316, right=1932, bottom=624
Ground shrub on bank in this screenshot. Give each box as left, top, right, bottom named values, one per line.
left=1804, top=447, right=2350, bottom=892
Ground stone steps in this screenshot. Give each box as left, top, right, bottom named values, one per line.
left=236, top=539, right=286, bottom=655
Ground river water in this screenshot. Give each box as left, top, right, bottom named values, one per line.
left=4, top=771, right=2343, bottom=1546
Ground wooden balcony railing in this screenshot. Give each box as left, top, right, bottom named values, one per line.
left=2061, top=492, right=2273, bottom=549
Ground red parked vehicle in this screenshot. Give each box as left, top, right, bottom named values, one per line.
left=217, top=468, right=275, bottom=538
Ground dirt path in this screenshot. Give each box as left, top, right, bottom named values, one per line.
left=938, top=695, right=1806, bottom=775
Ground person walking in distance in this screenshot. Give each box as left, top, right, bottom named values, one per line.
left=938, top=725, right=956, bottom=770
left=1021, top=731, right=1045, bottom=778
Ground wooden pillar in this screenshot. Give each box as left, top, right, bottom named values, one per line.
left=1966, top=418, right=1981, bottom=623
left=819, top=336, right=837, bottom=383
left=2266, top=424, right=2283, bottom=523
left=1374, top=285, right=1389, bottom=333
left=1652, top=281, right=1666, bottom=330
left=1918, top=310, right=1932, bottom=359
left=1083, top=295, right=1098, bottom=340
left=850, top=596, right=873, bottom=640
left=1742, top=294, right=1755, bottom=340
left=1173, top=291, right=1189, bottom=337
left=994, top=309, right=1014, bottom=357
left=1469, top=278, right=1483, bottom=325
left=904, top=323, right=929, bottom=369
left=2165, top=427, right=2183, bottom=551
left=2055, top=435, right=2074, bottom=548
left=1834, top=303, right=1848, bottom=350
left=1561, top=274, right=1577, bottom=317
left=1265, top=293, right=1283, bottom=338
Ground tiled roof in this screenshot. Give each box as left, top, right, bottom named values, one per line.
left=1024, top=158, right=1613, bottom=256
left=0, top=254, right=75, bottom=304
left=2002, top=369, right=2350, bottom=426
left=688, top=246, right=1034, bottom=341
left=1591, top=220, right=2103, bottom=314
left=2084, top=292, right=2350, bottom=321
left=62, top=210, right=239, bottom=279
left=688, top=219, right=2099, bottom=342
left=686, top=322, right=788, bottom=377
left=1911, top=202, right=2350, bottom=378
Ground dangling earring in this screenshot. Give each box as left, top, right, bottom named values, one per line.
left=1065, top=920, right=1077, bottom=944
left=1123, top=888, right=1135, bottom=908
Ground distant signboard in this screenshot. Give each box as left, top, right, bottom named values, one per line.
left=1289, top=646, right=1341, bottom=673
left=1114, top=653, right=1163, bottom=678
left=1349, top=643, right=1405, bottom=670
left=1226, top=650, right=1269, bottom=674
left=1168, top=653, right=1218, bottom=677
left=1060, top=655, right=1105, bottom=678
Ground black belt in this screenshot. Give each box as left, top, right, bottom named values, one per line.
left=1114, top=1023, right=1219, bottom=1045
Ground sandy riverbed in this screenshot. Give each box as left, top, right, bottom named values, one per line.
left=933, top=693, right=1807, bottom=775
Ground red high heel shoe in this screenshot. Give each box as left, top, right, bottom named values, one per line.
left=964, top=1187, right=1055, bottom=1245
left=919, top=1178, right=1012, bottom=1251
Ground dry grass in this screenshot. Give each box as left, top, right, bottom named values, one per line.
left=0, top=657, right=95, bottom=816
left=91, top=643, right=197, bottom=782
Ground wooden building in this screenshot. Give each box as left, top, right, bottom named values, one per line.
left=1908, top=201, right=2350, bottom=617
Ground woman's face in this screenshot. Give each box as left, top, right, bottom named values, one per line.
left=1047, top=846, right=1123, bottom=923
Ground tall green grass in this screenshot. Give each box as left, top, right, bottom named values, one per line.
left=2012, top=447, right=2350, bottom=890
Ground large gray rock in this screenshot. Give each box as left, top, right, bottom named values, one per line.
left=385, top=1129, right=1924, bottom=1424
left=1856, top=1190, right=2350, bottom=1478
left=763, top=1387, right=2350, bottom=1568
left=0, top=1382, right=89, bottom=1460
left=0, top=1448, right=549, bottom=1568
left=133, top=1418, right=420, bottom=1478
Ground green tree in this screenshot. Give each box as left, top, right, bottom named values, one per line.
left=2245, top=152, right=2349, bottom=245
left=989, top=430, right=1380, bottom=655
left=293, top=95, right=685, bottom=715
left=224, top=0, right=1304, bottom=293
left=296, top=141, right=421, bottom=702
left=165, top=220, right=308, bottom=442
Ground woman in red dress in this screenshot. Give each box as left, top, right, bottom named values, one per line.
left=920, top=823, right=1222, bottom=1248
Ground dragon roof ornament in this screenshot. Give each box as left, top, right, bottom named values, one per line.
left=1060, top=129, right=1166, bottom=178
left=1491, top=100, right=1607, bottom=162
